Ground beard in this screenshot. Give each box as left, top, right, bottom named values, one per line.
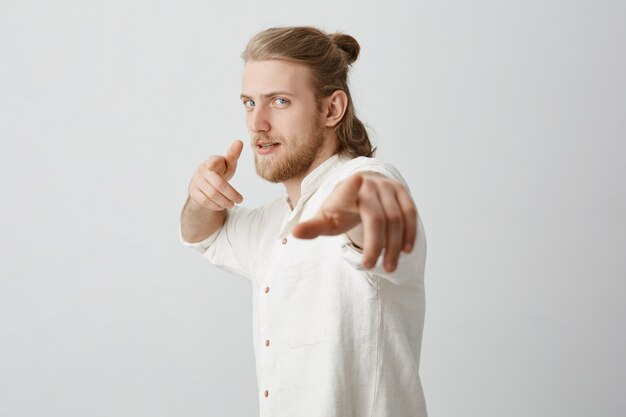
left=252, top=118, right=326, bottom=183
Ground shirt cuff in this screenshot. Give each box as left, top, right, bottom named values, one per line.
left=178, top=222, right=221, bottom=253
left=339, top=233, right=414, bottom=281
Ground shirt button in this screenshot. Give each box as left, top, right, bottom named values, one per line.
left=264, top=390, right=269, bottom=397
left=281, top=237, right=288, bottom=245
left=265, top=339, right=270, bottom=347
left=264, top=287, right=270, bottom=294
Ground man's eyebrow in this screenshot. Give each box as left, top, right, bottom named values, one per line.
left=240, top=92, right=295, bottom=100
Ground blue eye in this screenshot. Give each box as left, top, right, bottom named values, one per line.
left=243, top=99, right=255, bottom=108
left=275, top=98, right=288, bottom=105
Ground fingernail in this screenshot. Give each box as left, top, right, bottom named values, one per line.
left=404, top=243, right=412, bottom=252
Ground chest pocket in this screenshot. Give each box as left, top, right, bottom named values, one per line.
left=280, top=254, right=330, bottom=349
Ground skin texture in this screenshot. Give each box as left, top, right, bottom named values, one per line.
left=241, top=59, right=340, bottom=205
left=292, top=172, right=417, bottom=273
left=183, top=59, right=418, bottom=273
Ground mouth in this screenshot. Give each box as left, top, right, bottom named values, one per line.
left=257, top=142, right=281, bottom=149
left=256, top=142, right=281, bottom=155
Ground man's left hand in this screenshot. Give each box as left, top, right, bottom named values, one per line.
left=292, top=172, right=418, bottom=273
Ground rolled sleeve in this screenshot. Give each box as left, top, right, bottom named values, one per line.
left=179, top=205, right=264, bottom=281
left=178, top=222, right=221, bottom=253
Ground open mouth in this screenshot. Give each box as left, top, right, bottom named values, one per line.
left=258, top=142, right=280, bottom=149
left=256, top=142, right=281, bottom=155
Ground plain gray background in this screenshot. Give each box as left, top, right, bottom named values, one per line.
left=1, top=0, right=625, bottom=416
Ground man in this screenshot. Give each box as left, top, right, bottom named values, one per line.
left=179, top=26, right=427, bottom=417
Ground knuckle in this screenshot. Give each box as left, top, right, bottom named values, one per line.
left=201, top=160, right=214, bottom=172
left=192, top=191, right=205, bottom=202
left=192, top=170, right=205, bottom=183
left=205, top=187, right=219, bottom=200
left=201, top=201, right=215, bottom=210
left=370, top=215, right=384, bottom=226
left=361, top=179, right=376, bottom=193
left=380, top=177, right=393, bottom=186
left=210, top=176, right=226, bottom=189
left=200, top=195, right=212, bottom=206
left=193, top=194, right=210, bottom=207
left=387, top=213, right=403, bottom=226
left=204, top=157, right=225, bottom=172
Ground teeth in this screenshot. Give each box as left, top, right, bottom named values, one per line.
left=260, top=143, right=278, bottom=148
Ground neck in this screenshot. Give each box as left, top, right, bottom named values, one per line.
left=282, top=146, right=337, bottom=210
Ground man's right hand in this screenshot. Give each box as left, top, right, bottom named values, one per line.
left=188, top=139, right=244, bottom=211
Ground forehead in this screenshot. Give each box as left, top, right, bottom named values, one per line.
left=241, top=59, right=314, bottom=99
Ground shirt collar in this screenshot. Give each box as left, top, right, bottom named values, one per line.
left=281, top=153, right=344, bottom=210
left=300, top=153, right=343, bottom=196
left=277, top=154, right=345, bottom=239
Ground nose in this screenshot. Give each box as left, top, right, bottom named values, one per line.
left=248, top=105, right=271, bottom=133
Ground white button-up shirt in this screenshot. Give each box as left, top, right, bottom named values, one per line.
left=180, top=154, right=427, bottom=417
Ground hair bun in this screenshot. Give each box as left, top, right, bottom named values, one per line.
left=328, top=33, right=360, bottom=66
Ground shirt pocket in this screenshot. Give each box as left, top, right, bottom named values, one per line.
left=280, top=256, right=330, bottom=349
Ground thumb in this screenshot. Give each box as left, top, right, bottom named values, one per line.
left=225, top=139, right=244, bottom=172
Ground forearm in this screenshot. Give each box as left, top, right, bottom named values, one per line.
left=180, top=196, right=227, bottom=243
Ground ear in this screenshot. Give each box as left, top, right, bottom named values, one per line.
left=322, top=90, right=348, bottom=128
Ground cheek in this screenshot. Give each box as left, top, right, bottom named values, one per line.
left=283, top=113, right=313, bottom=134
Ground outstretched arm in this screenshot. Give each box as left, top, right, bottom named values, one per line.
left=292, top=172, right=418, bottom=273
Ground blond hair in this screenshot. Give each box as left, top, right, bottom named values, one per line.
left=241, top=26, right=376, bottom=158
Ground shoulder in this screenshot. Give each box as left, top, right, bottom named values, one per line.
left=335, top=155, right=409, bottom=189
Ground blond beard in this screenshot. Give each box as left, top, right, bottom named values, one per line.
left=253, top=120, right=326, bottom=183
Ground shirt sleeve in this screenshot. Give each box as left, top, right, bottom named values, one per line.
left=340, top=215, right=426, bottom=286
left=336, top=159, right=427, bottom=286
left=179, top=205, right=264, bottom=281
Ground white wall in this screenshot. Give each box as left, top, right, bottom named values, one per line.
left=1, top=0, right=624, bottom=416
